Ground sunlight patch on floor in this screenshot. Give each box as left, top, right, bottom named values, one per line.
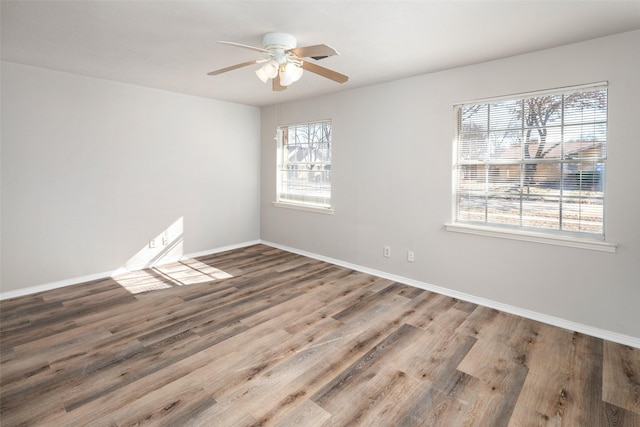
left=113, top=269, right=175, bottom=294
left=110, top=217, right=233, bottom=294
left=113, top=259, right=234, bottom=294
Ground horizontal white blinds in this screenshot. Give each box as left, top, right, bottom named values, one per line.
left=454, top=83, right=607, bottom=236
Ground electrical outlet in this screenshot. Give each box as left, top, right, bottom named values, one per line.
left=149, top=238, right=156, bottom=249
left=407, top=250, right=415, bottom=262
left=383, top=246, right=391, bottom=258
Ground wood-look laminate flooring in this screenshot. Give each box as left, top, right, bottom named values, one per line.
left=1, top=244, right=639, bottom=426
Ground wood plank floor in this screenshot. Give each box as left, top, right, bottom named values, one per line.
left=1, top=244, right=639, bottom=426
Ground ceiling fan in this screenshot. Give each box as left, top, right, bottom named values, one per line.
left=207, top=32, right=349, bottom=91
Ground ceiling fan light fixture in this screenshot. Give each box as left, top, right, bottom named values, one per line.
left=279, top=68, right=294, bottom=86
left=255, top=60, right=279, bottom=83
left=286, top=62, right=304, bottom=82
left=278, top=62, right=303, bottom=87
left=264, top=60, right=279, bottom=78
left=255, top=67, right=269, bottom=83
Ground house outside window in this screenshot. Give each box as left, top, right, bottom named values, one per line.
left=450, top=83, right=610, bottom=245
left=275, top=120, right=333, bottom=212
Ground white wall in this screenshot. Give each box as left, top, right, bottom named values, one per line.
left=261, top=30, right=640, bottom=339
left=1, top=62, right=261, bottom=293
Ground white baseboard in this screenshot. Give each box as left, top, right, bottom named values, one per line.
left=0, top=240, right=261, bottom=301
left=0, top=270, right=116, bottom=300
left=183, top=240, right=261, bottom=259
left=261, top=240, right=640, bottom=349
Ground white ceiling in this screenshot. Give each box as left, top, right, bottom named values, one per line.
left=3, top=1, right=640, bottom=107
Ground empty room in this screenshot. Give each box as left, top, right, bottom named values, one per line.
left=1, top=1, right=639, bottom=425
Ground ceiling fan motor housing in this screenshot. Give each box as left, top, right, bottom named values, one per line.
left=262, top=32, right=297, bottom=51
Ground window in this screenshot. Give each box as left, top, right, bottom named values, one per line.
left=451, top=83, right=609, bottom=244
left=276, top=120, right=332, bottom=211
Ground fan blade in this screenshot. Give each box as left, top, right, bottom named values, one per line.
left=218, top=41, right=269, bottom=54
left=207, top=60, right=259, bottom=76
left=301, top=61, right=349, bottom=84
left=272, top=74, right=287, bottom=91
left=288, top=44, right=339, bottom=59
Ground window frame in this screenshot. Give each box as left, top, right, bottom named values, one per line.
left=446, top=83, right=616, bottom=252
left=273, top=119, right=334, bottom=214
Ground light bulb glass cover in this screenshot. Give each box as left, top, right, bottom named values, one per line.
left=279, top=69, right=294, bottom=86
left=285, top=63, right=304, bottom=82
left=255, top=67, right=269, bottom=83
left=263, top=61, right=279, bottom=78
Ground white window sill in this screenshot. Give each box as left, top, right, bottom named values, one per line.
left=273, top=201, right=335, bottom=215
left=444, top=223, right=617, bottom=253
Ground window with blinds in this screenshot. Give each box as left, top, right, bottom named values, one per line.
left=453, top=83, right=607, bottom=237
left=276, top=120, right=332, bottom=209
